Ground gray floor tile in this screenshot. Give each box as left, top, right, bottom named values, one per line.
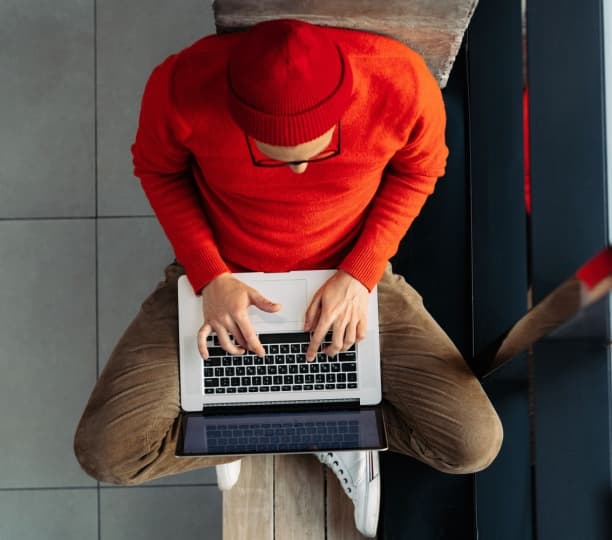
left=100, top=485, right=221, bottom=540
left=97, top=217, right=174, bottom=367
left=0, top=489, right=98, bottom=540
left=0, top=220, right=97, bottom=488
left=0, top=0, right=94, bottom=218
left=98, top=217, right=215, bottom=486
left=97, top=0, right=215, bottom=216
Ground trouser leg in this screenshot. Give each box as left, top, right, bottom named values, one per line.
left=378, top=263, right=504, bottom=474
left=74, top=261, right=236, bottom=485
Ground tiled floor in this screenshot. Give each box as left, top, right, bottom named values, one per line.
left=0, top=1, right=221, bottom=538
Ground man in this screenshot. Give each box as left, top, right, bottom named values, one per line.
left=74, top=19, right=503, bottom=538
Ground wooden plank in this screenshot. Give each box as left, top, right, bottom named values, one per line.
left=274, top=454, right=326, bottom=540
left=223, top=456, right=274, bottom=540
left=326, top=467, right=375, bottom=540
left=213, top=0, right=479, bottom=87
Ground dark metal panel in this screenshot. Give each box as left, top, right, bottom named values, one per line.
left=382, top=42, right=475, bottom=540
left=465, top=0, right=533, bottom=538
left=467, top=0, right=528, bottom=357
left=533, top=339, right=612, bottom=540
left=527, top=0, right=609, bottom=302
left=477, top=355, right=533, bottom=540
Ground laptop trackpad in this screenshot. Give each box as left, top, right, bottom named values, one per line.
left=246, top=278, right=307, bottom=324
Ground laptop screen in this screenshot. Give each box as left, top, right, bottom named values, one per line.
left=177, top=406, right=387, bottom=456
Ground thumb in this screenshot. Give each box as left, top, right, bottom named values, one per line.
left=250, top=290, right=281, bottom=313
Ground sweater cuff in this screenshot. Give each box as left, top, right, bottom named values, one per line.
left=182, top=248, right=231, bottom=296
left=338, top=245, right=388, bottom=292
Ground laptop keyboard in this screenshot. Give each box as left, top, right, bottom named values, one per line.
left=203, top=332, right=358, bottom=395
left=205, top=419, right=360, bottom=453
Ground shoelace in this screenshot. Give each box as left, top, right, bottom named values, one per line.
left=319, top=452, right=359, bottom=500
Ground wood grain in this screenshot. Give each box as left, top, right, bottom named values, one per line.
left=326, top=467, right=375, bottom=540
left=274, top=454, right=326, bottom=540
left=213, top=0, right=479, bottom=87
left=223, top=456, right=274, bottom=540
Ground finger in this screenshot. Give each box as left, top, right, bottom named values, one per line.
left=342, top=319, right=358, bottom=351
left=249, top=289, right=281, bottom=313
left=325, top=313, right=350, bottom=357
left=307, top=307, right=336, bottom=361
left=355, top=318, right=367, bottom=342
left=197, top=323, right=213, bottom=360
left=212, top=322, right=246, bottom=356
left=225, top=320, right=248, bottom=350
left=304, top=293, right=322, bottom=332
left=234, top=313, right=265, bottom=357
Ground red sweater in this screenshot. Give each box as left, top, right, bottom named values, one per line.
left=132, top=27, right=448, bottom=294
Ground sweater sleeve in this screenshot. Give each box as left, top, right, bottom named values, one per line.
left=338, top=67, right=448, bottom=291
left=131, top=54, right=230, bottom=295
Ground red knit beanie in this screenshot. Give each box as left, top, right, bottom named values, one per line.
left=226, top=19, right=353, bottom=146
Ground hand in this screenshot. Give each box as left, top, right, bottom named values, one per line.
left=304, top=270, right=369, bottom=361
left=197, top=273, right=281, bottom=359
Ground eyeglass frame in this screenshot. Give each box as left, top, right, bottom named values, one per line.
left=245, top=121, right=342, bottom=167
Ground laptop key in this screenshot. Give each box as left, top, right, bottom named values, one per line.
left=243, top=356, right=253, bottom=366
left=205, top=388, right=215, bottom=394
left=337, top=373, right=346, bottom=382
left=257, top=366, right=266, bottom=375
left=221, top=378, right=230, bottom=387
left=315, top=374, right=325, bottom=383
left=297, top=354, right=307, bottom=363
left=208, top=358, right=221, bottom=366
left=241, top=377, right=251, bottom=386
left=273, top=376, right=282, bottom=385
left=205, top=378, right=219, bottom=387
left=278, top=365, right=288, bottom=374
left=260, top=386, right=270, bottom=392
left=326, top=384, right=335, bottom=389
left=295, top=375, right=304, bottom=384
left=215, top=388, right=226, bottom=393
left=227, top=388, right=237, bottom=393
left=232, top=356, right=243, bottom=366
left=214, top=368, right=223, bottom=377
left=247, top=366, right=256, bottom=376
left=315, top=384, right=324, bottom=390
left=249, top=387, right=259, bottom=392
left=225, top=367, right=235, bottom=377
left=348, top=373, right=357, bottom=382
left=337, top=383, right=346, bottom=389
left=280, top=344, right=290, bottom=354
left=254, top=356, right=264, bottom=365
left=271, top=386, right=281, bottom=392
left=341, top=363, right=357, bottom=372
left=309, top=364, right=320, bottom=373
left=292, top=385, right=303, bottom=391
left=303, top=385, right=314, bottom=391
left=320, top=364, right=330, bottom=373
left=281, top=385, right=291, bottom=391
left=340, top=352, right=356, bottom=362
left=289, top=365, right=298, bottom=374
left=231, top=377, right=240, bottom=386
left=305, top=375, right=314, bottom=384
left=331, top=363, right=341, bottom=372
left=238, top=387, right=247, bottom=393
left=299, top=365, right=309, bottom=374
left=204, top=368, right=214, bottom=378
left=326, top=374, right=336, bottom=383
left=252, top=376, right=262, bottom=386
left=236, top=367, right=246, bottom=376
left=284, top=376, right=293, bottom=385
left=265, top=355, right=275, bottom=365
left=269, top=345, right=279, bottom=354
left=348, top=383, right=358, bottom=389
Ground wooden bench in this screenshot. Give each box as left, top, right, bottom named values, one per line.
left=223, top=455, right=369, bottom=540
left=213, top=1, right=479, bottom=537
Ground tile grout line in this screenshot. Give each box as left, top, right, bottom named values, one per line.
left=94, top=0, right=101, bottom=538
left=0, top=483, right=218, bottom=492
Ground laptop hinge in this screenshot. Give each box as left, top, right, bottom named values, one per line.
left=200, top=399, right=361, bottom=415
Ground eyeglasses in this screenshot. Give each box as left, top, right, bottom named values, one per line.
left=245, top=121, right=341, bottom=168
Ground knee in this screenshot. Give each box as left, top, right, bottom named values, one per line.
left=451, top=413, right=504, bottom=474
left=73, top=420, right=147, bottom=486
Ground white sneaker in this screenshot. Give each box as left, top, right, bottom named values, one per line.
left=317, top=450, right=380, bottom=537
left=215, top=459, right=242, bottom=491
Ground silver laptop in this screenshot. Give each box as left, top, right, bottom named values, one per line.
left=176, top=270, right=387, bottom=456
